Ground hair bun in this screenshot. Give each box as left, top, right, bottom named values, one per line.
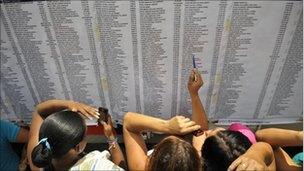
left=31, top=143, right=52, bottom=167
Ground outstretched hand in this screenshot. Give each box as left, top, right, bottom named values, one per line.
left=188, top=69, right=203, bottom=95
left=66, top=101, right=99, bottom=120
left=167, top=116, right=201, bottom=135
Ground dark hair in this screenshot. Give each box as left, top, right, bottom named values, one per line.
left=148, top=136, right=201, bottom=171
left=31, top=111, right=86, bottom=168
left=202, top=130, right=252, bottom=171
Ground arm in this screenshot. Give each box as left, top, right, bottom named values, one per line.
left=16, top=127, right=29, bottom=143
left=188, top=70, right=209, bottom=154
left=27, top=100, right=99, bottom=170
left=188, top=69, right=208, bottom=130
left=36, top=99, right=99, bottom=119
left=27, top=110, right=44, bottom=171
left=256, top=128, right=303, bottom=147
left=273, top=147, right=302, bottom=171
left=123, top=112, right=201, bottom=170
left=100, top=117, right=126, bottom=169
left=228, top=142, right=276, bottom=171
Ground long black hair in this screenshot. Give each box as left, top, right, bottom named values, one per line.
left=202, top=130, right=252, bottom=171
left=31, top=110, right=86, bottom=168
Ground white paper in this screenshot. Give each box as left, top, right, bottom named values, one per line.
left=0, top=1, right=302, bottom=125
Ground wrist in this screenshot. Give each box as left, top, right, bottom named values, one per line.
left=163, top=120, right=173, bottom=134
left=107, top=135, right=116, bottom=141
left=190, top=93, right=199, bottom=98
left=107, top=137, right=118, bottom=150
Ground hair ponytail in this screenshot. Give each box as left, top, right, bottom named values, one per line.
left=31, top=110, right=86, bottom=168
left=31, top=138, right=53, bottom=168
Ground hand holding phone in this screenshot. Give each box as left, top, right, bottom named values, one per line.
left=98, top=107, right=109, bottom=123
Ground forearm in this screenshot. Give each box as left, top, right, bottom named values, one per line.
left=108, top=138, right=127, bottom=169
left=124, top=112, right=170, bottom=134
left=190, top=94, right=208, bottom=130
left=36, top=99, right=71, bottom=118
left=123, top=125, right=148, bottom=171
left=27, top=112, right=43, bottom=170
left=256, top=128, right=303, bottom=147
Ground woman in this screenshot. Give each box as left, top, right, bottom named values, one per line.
left=188, top=69, right=275, bottom=171
left=123, top=112, right=202, bottom=171
left=27, top=100, right=125, bottom=170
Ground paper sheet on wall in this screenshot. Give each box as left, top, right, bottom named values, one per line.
left=0, top=0, right=302, bottom=125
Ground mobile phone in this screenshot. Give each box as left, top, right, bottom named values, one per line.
left=98, top=107, right=109, bottom=123
left=192, top=129, right=204, bottom=136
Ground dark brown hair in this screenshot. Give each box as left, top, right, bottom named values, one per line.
left=148, top=136, right=201, bottom=171
left=202, top=130, right=252, bottom=171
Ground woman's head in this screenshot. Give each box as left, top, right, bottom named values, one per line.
left=202, top=130, right=252, bottom=171
left=148, top=136, right=201, bottom=171
left=31, top=111, right=87, bottom=168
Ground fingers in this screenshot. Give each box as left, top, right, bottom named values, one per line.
left=177, top=116, right=199, bottom=128
left=176, top=115, right=185, bottom=119
left=71, top=108, right=77, bottom=112
left=182, top=117, right=191, bottom=123
left=107, top=115, right=114, bottom=126
left=84, top=106, right=99, bottom=119
left=236, top=163, right=249, bottom=171
left=193, top=69, right=203, bottom=83
left=229, top=157, right=258, bottom=171
left=228, top=158, right=243, bottom=171
left=183, top=120, right=196, bottom=127
left=188, top=70, right=195, bottom=83
left=69, top=102, right=99, bottom=119
left=78, top=108, right=93, bottom=120
left=183, top=125, right=201, bottom=133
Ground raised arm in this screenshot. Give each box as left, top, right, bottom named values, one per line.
left=188, top=69, right=208, bottom=130
left=228, top=142, right=276, bottom=171
left=123, top=112, right=201, bottom=170
left=188, top=70, right=209, bottom=154
left=255, top=128, right=303, bottom=147
left=27, top=100, right=98, bottom=170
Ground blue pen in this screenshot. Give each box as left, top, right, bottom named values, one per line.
left=192, top=54, right=197, bottom=81
left=192, top=54, right=196, bottom=68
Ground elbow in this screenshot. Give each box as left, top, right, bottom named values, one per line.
left=123, top=112, right=133, bottom=130
left=255, top=130, right=264, bottom=142
left=263, top=142, right=275, bottom=167
left=255, top=142, right=274, bottom=167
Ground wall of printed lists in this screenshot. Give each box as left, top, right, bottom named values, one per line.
left=1, top=0, right=302, bottom=125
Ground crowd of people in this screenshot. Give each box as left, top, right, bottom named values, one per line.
left=1, top=70, right=302, bottom=171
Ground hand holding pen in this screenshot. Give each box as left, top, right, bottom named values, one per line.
left=192, top=54, right=197, bottom=81
left=188, top=69, right=203, bottom=96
